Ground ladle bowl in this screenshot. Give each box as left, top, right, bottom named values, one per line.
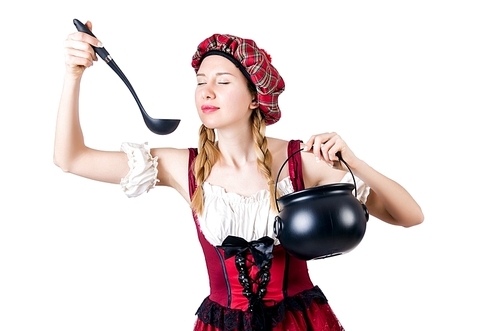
left=73, top=19, right=180, bottom=135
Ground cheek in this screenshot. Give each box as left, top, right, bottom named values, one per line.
left=194, top=88, right=202, bottom=106
left=194, top=92, right=204, bottom=118
left=227, top=90, right=253, bottom=106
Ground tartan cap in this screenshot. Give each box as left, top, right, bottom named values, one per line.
left=191, top=34, right=285, bottom=125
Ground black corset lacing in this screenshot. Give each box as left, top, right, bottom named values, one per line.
left=219, top=235, right=275, bottom=331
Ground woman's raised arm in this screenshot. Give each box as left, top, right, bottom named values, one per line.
left=53, top=21, right=130, bottom=184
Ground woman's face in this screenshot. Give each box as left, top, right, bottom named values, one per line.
left=195, top=55, right=257, bottom=129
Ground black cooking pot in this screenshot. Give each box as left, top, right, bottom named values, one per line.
left=273, top=149, right=369, bottom=260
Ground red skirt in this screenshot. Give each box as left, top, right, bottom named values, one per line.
left=192, top=286, right=345, bottom=331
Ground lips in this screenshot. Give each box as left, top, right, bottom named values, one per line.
left=201, top=105, right=219, bottom=113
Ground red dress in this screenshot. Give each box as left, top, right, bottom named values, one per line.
left=188, top=140, right=345, bottom=331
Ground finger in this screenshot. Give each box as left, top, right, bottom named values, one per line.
left=84, top=22, right=97, bottom=60
left=65, top=52, right=94, bottom=68
left=329, top=143, right=349, bottom=170
left=84, top=21, right=104, bottom=51
left=68, top=30, right=102, bottom=49
left=301, top=137, right=316, bottom=152
left=302, top=135, right=328, bottom=161
left=64, top=45, right=97, bottom=67
left=320, top=141, right=335, bottom=162
left=311, top=137, right=326, bottom=161
left=64, top=37, right=98, bottom=61
left=326, top=138, right=341, bottom=162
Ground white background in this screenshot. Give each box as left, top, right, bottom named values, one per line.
left=1, top=1, right=499, bottom=330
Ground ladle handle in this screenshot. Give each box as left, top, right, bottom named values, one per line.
left=73, top=19, right=147, bottom=117
left=274, top=148, right=358, bottom=212
left=73, top=19, right=112, bottom=62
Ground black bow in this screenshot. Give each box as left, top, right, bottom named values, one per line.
left=219, top=235, right=274, bottom=269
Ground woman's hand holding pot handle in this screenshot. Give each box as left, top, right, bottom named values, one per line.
left=301, top=132, right=360, bottom=170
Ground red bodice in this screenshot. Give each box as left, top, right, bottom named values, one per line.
left=187, top=140, right=344, bottom=331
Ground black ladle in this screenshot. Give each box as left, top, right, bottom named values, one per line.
left=73, top=19, right=180, bottom=135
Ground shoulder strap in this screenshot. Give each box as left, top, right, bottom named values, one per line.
left=188, top=148, right=198, bottom=199
left=287, top=140, right=305, bottom=191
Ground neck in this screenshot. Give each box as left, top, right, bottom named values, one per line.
left=216, top=128, right=255, bottom=167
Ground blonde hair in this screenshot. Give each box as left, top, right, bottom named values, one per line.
left=190, top=110, right=278, bottom=215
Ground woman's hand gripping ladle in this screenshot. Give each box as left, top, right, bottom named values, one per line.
left=73, top=19, right=180, bottom=135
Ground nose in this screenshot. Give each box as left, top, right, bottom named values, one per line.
left=201, top=82, right=215, bottom=100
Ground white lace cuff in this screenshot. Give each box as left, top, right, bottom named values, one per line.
left=120, top=142, right=159, bottom=198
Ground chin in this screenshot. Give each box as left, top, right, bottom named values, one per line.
left=200, top=119, right=217, bottom=129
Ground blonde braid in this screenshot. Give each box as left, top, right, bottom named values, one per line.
left=191, top=124, right=219, bottom=214
left=251, top=111, right=279, bottom=213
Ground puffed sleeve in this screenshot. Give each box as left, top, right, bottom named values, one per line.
left=342, top=173, right=370, bottom=204
left=120, top=142, right=159, bottom=198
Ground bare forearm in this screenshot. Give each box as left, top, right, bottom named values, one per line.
left=53, top=74, right=86, bottom=172
left=353, top=160, right=424, bottom=227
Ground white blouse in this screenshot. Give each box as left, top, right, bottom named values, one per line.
left=198, top=174, right=369, bottom=246
left=120, top=142, right=370, bottom=246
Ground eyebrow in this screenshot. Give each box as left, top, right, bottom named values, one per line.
left=196, top=72, right=235, bottom=77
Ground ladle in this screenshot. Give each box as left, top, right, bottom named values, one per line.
left=73, top=19, right=180, bottom=135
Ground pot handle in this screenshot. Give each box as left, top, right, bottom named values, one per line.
left=274, top=148, right=358, bottom=213
left=273, top=216, right=283, bottom=237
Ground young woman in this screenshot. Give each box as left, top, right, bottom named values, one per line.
left=54, top=21, right=424, bottom=331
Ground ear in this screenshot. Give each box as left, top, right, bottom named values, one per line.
left=250, top=98, right=259, bottom=109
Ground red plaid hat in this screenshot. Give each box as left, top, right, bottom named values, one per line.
left=191, top=34, right=285, bottom=125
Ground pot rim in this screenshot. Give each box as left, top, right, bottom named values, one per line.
left=277, top=182, right=355, bottom=203
left=274, top=148, right=358, bottom=212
